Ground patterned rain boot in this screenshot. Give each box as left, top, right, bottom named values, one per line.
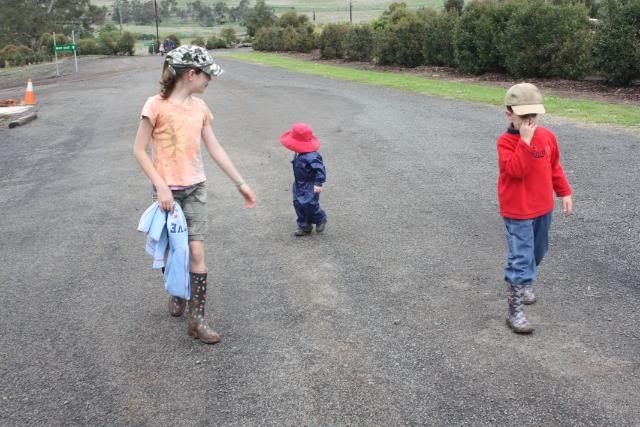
left=506, top=284, right=535, bottom=334
left=187, top=272, right=222, bottom=344
left=169, top=296, right=186, bottom=317
left=522, top=286, right=537, bottom=305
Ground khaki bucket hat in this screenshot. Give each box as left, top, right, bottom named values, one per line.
left=505, top=83, right=546, bottom=115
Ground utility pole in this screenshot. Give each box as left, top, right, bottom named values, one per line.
left=153, top=0, right=160, bottom=52
left=349, top=0, right=352, bottom=23
left=116, top=0, right=123, bottom=33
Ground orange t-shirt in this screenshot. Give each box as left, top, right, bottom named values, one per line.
left=141, top=94, right=213, bottom=187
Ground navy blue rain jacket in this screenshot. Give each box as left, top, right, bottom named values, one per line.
left=292, top=151, right=326, bottom=205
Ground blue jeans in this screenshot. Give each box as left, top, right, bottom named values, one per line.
left=504, top=212, right=552, bottom=286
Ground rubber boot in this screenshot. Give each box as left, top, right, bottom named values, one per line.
left=187, top=272, right=221, bottom=344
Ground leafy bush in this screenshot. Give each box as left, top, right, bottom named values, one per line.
left=40, top=32, right=71, bottom=55
left=117, top=31, right=136, bottom=55
left=422, top=9, right=458, bottom=67
left=345, top=24, right=374, bottom=62
left=253, top=26, right=285, bottom=51
left=98, top=25, right=120, bottom=54
left=375, top=15, right=426, bottom=67
left=372, top=2, right=414, bottom=30
left=77, top=38, right=102, bottom=55
left=319, top=23, right=349, bottom=59
left=454, top=0, right=521, bottom=74
left=501, top=2, right=593, bottom=79
left=0, top=45, right=43, bottom=67
left=206, top=36, right=228, bottom=49
left=594, top=0, right=640, bottom=84
left=220, top=28, right=239, bottom=46
left=191, top=36, right=206, bottom=47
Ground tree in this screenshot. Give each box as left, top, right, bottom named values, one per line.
left=245, top=0, right=277, bottom=37
left=0, top=0, right=107, bottom=51
left=444, top=0, right=464, bottom=14
left=230, top=0, right=250, bottom=23
left=214, top=2, right=230, bottom=23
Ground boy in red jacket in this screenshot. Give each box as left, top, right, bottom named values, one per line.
left=497, top=83, right=574, bottom=334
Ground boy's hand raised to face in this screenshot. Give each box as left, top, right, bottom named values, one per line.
left=519, top=119, right=537, bottom=145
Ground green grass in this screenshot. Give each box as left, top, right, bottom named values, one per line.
left=225, top=52, right=640, bottom=128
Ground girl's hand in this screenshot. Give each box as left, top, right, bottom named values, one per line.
left=314, top=185, right=323, bottom=194
left=238, top=184, right=256, bottom=208
left=562, top=195, right=573, bottom=216
left=157, top=184, right=174, bottom=213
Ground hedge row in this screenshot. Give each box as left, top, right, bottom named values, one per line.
left=253, top=0, right=640, bottom=85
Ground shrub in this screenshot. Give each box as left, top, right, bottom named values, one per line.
left=372, top=2, right=414, bottom=30
left=40, top=32, right=71, bottom=55
left=117, top=31, right=136, bottom=55
left=422, top=9, right=458, bottom=67
left=220, top=28, right=239, bottom=46
left=77, top=38, right=102, bottom=55
left=0, top=45, right=43, bottom=67
left=319, top=23, right=349, bottom=59
left=98, top=26, right=120, bottom=54
left=454, top=0, right=521, bottom=74
left=253, top=26, right=285, bottom=51
left=375, top=15, right=426, bottom=67
left=594, top=0, right=640, bottom=84
left=345, top=24, right=374, bottom=61
left=191, top=36, right=206, bottom=47
left=293, top=23, right=317, bottom=52
left=501, top=2, right=594, bottom=79
left=206, top=36, right=228, bottom=49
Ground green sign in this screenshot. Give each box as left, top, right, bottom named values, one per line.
left=54, top=44, right=76, bottom=52
left=143, top=41, right=156, bottom=47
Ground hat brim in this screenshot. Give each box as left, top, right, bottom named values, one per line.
left=202, top=63, right=223, bottom=77
left=280, top=131, right=320, bottom=154
left=511, top=104, right=545, bottom=115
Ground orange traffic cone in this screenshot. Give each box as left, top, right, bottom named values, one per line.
left=23, top=79, right=37, bottom=105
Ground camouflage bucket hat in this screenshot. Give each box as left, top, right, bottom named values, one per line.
left=165, top=45, right=223, bottom=77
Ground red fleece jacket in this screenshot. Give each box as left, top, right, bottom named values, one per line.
left=497, top=126, right=572, bottom=220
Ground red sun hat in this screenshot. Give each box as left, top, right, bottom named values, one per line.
left=280, top=123, right=320, bottom=154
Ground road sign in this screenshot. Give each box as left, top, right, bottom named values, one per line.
left=54, top=44, right=76, bottom=52
left=143, top=41, right=156, bottom=47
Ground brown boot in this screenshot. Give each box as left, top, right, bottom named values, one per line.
left=168, top=296, right=186, bottom=317
left=188, top=272, right=221, bottom=344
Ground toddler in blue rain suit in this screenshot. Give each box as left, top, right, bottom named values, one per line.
left=280, top=123, right=327, bottom=236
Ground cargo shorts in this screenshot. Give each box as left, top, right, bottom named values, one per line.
left=153, top=182, right=208, bottom=241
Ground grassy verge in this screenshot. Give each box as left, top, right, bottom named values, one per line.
left=225, top=52, right=640, bottom=128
